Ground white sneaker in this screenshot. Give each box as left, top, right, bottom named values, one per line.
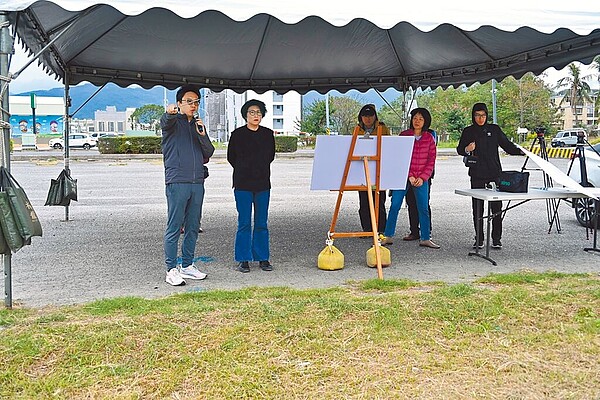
left=180, top=264, right=207, bottom=280
left=166, top=268, right=186, bottom=286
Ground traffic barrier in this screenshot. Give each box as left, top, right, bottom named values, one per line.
left=530, top=146, right=574, bottom=159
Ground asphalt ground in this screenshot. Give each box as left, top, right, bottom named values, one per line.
left=3, top=150, right=599, bottom=308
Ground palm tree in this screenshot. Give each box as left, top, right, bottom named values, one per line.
left=556, top=63, right=593, bottom=127
left=593, top=55, right=600, bottom=127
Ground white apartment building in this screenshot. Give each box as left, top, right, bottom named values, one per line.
left=202, top=89, right=302, bottom=142
left=94, top=106, right=135, bottom=134
left=245, top=90, right=302, bottom=135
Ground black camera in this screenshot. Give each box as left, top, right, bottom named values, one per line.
left=534, top=126, right=546, bottom=136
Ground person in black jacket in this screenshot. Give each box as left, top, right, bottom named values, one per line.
left=161, top=85, right=215, bottom=286
left=227, top=99, right=276, bottom=273
left=457, top=103, right=524, bottom=249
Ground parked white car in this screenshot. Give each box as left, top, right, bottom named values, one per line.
left=551, top=129, right=586, bottom=147
left=568, top=142, right=600, bottom=226
left=48, top=134, right=97, bottom=150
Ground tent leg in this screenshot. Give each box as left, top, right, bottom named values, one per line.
left=1, top=11, right=13, bottom=308
left=63, top=75, right=70, bottom=221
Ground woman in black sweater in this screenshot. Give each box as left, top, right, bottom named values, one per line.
left=227, top=99, right=276, bottom=273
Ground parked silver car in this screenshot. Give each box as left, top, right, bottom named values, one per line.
left=568, top=142, right=600, bottom=226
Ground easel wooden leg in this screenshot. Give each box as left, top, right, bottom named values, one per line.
left=364, top=157, right=383, bottom=278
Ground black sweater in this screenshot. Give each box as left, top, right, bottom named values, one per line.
left=457, top=123, right=523, bottom=180
left=227, top=125, right=275, bottom=191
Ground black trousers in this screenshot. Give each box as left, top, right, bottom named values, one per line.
left=470, top=177, right=502, bottom=243
left=406, top=180, right=432, bottom=236
left=358, top=190, right=387, bottom=233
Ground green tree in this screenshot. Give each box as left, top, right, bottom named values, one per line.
left=556, top=63, right=593, bottom=127
left=495, top=74, right=556, bottom=140
left=131, top=104, right=164, bottom=132
left=418, top=86, right=472, bottom=139
left=330, top=96, right=362, bottom=135
left=378, top=95, right=406, bottom=134
left=593, top=55, right=600, bottom=122
left=416, top=77, right=556, bottom=142
left=297, top=98, right=334, bottom=135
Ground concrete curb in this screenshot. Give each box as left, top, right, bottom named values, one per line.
left=9, top=148, right=461, bottom=162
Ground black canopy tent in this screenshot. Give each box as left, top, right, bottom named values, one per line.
left=5, top=2, right=600, bottom=93
left=1, top=1, right=600, bottom=307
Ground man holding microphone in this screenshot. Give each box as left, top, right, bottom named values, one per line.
left=161, top=85, right=215, bottom=286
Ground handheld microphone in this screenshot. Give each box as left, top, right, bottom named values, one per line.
left=193, top=112, right=204, bottom=133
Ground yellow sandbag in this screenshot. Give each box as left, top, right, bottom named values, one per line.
left=318, top=244, right=344, bottom=270
left=366, top=245, right=391, bottom=268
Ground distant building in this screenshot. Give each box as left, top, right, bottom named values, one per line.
left=245, top=90, right=302, bottom=136
left=94, top=106, right=135, bottom=134
left=8, top=95, right=64, bottom=136
left=202, top=89, right=245, bottom=142
left=552, top=92, right=599, bottom=132
left=70, top=118, right=95, bottom=134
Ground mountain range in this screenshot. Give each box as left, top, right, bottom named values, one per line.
left=12, top=83, right=177, bottom=119
left=12, top=83, right=403, bottom=119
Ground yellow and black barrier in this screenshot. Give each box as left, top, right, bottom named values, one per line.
left=529, top=146, right=574, bottom=159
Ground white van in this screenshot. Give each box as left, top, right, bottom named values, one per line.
left=550, top=129, right=586, bottom=147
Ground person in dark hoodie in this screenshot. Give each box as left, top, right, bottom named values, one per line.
left=355, top=104, right=390, bottom=234
left=457, top=103, right=524, bottom=250
left=227, top=99, right=276, bottom=273
left=161, top=85, right=215, bottom=286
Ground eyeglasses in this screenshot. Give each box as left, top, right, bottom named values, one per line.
left=181, top=98, right=200, bottom=106
left=247, top=110, right=262, bottom=116
left=474, top=113, right=487, bottom=118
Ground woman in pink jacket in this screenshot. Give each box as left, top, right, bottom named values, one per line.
left=382, top=108, right=439, bottom=249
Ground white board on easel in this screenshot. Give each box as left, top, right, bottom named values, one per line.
left=310, top=135, right=414, bottom=190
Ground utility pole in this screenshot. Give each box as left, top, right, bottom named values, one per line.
left=325, top=92, right=330, bottom=134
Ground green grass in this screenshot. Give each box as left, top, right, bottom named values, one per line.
left=1, top=272, right=599, bottom=399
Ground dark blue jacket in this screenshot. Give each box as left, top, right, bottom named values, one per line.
left=160, top=113, right=215, bottom=184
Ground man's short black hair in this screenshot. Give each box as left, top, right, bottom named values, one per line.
left=176, top=85, right=200, bottom=103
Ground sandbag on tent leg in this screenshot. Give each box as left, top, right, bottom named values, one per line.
left=45, top=169, right=78, bottom=206
left=0, top=167, right=43, bottom=240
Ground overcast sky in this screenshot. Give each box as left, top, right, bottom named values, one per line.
left=6, top=1, right=600, bottom=93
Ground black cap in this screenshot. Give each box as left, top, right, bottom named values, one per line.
left=359, top=104, right=376, bottom=117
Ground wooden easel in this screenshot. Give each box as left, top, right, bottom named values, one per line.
left=328, top=125, right=385, bottom=278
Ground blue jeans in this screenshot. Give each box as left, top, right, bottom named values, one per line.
left=234, top=189, right=270, bottom=262
left=384, top=181, right=431, bottom=240
left=164, top=183, right=205, bottom=271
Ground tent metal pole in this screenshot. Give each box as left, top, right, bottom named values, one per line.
left=9, top=11, right=82, bottom=81
left=0, top=11, right=12, bottom=308
left=492, top=79, right=498, bottom=124
left=64, top=74, right=70, bottom=221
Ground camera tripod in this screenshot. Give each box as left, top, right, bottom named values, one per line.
left=564, top=134, right=600, bottom=253
left=520, top=130, right=562, bottom=233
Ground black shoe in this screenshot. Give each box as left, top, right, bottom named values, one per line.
left=472, top=241, right=484, bottom=249
left=259, top=261, right=273, bottom=271
left=492, top=240, right=502, bottom=249
left=237, top=261, right=250, bottom=273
